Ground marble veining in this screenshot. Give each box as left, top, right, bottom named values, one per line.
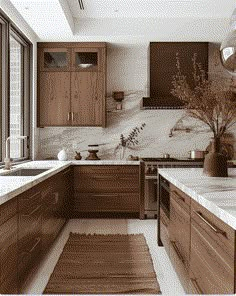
left=158, top=168, right=236, bottom=229
left=37, top=92, right=236, bottom=161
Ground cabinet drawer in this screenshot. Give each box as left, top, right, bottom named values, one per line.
left=74, top=192, right=139, bottom=212
left=170, top=184, right=190, bottom=212
left=18, top=205, right=42, bottom=253
left=159, top=208, right=170, bottom=255
left=170, top=196, right=190, bottom=270
left=18, top=236, right=42, bottom=285
left=169, top=240, right=189, bottom=293
left=191, top=199, right=234, bottom=253
left=74, top=165, right=139, bottom=176
left=0, top=215, right=18, bottom=293
left=0, top=198, right=17, bottom=226
left=189, top=219, right=234, bottom=294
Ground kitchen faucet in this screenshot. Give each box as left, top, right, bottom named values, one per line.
left=4, top=135, right=28, bottom=170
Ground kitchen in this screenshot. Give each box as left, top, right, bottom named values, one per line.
left=0, top=0, right=236, bottom=295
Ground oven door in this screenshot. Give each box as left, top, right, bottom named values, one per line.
left=144, top=176, right=158, bottom=218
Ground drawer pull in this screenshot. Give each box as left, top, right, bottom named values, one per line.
left=190, top=278, right=203, bottom=294
left=52, top=192, right=59, bottom=204
left=92, top=194, right=119, bottom=197
left=62, top=169, right=71, bottom=175
left=28, top=237, right=41, bottom=253
left=170, top=240, right=185, bottom=264
left=22, top=205, right=41, bottom=217
left=172, top=190, right=185, bottom=202
left=194, top=211, right=226, bottom=236
left=23, top=191, right=41, bottom=201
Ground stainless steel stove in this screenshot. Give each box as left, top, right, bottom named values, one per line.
left=142, top=157, right=204, bottom=219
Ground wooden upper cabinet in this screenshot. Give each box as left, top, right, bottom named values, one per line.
left=39, top=72, right=71, bottom=126
left=71, top=72, right=103, bottom=126
left=37, top=42, right=106, bottom=127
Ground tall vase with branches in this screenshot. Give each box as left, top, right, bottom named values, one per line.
left=171, top=52, right=236, bottom=176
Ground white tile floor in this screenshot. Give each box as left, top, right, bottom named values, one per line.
left=23, top=219, right=185, bottom=295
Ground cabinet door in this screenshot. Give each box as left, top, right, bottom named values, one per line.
left=169, top=194, right=190, bottom=292
left=71, top=72, right=104, bottom=126
left=39, top=72, right=71, bottom=126
left=39, top=48, right=71, bottom=71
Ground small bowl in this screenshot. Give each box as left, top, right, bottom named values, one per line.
left=79, top=63, right=93, bottom=68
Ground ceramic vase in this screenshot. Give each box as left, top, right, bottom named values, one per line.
left=57, top=149, right=68, bottom=161
left=203, top=137, right=228, bottom=177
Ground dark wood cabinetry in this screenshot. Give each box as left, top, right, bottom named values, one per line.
left=37, top=42, right=106, bottom=127
left=73, top=165, right=140, bottom=218
left=169, top=185, right=191, bottom=292
left=17, top=168, right=70, bottom=290
left=189, top=199, right=234, bottom=294
left=158, top=180, right=236, bottom=294
left=0, top=198, right=18, bottom=294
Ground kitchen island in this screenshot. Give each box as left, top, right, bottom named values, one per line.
left=158, top=167, right=236, bottom=294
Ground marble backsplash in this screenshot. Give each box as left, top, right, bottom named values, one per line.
left=37, top=91, right=236, bottom=161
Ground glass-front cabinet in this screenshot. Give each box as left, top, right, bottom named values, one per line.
left=72, top=48, right=101, bottom=71
left=39, top=48, right=71, bottom=71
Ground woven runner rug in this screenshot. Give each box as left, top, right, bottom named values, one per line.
left=44, top=233, right=161, bottom=294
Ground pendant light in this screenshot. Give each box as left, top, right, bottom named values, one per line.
left=220, top=8, right=236, bottom=73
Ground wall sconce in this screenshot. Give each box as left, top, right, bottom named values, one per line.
left=112, top=91, right=124, bottom=110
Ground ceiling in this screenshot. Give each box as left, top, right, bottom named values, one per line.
left=9, top=0, right=236, bottom=44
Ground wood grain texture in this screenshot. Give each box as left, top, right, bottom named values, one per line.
left=39, top=72, right=71, bottom=126
left=73, top=165, right=140, bottom=217
left=71, top=71, right=104, bottom=126
left=0, top=215, right=18, bottom=294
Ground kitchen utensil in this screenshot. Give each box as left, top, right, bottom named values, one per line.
left=188, top=150, right=207, bottom=159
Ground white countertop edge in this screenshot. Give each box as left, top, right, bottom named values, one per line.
left=158, top=168, right=236, bottom=230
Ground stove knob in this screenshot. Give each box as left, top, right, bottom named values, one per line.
left=152, top=167, right=157, bottom=174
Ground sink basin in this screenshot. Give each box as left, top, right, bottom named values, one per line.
left=2, top=168, right=50, bottom=176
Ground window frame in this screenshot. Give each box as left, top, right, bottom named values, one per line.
left=0, top=9, right=32, bottom=165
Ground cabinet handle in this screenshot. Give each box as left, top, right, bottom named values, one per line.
left=190, top=278, right=203, bottom=294
left=52, top=192, right=59, bottom=204
left=172, top=190, right=185, bottom=202
left=193, top=210, right=226, bottom=236
left=71, top=112, right=74, bottom=121
left=170, top=240, right=185, bottom=264
left=23, top=191, right=41, bottom=201
left=67, top=112, right=71, bottom=121
left=92, top=194, right=119, bottom=197
left=28, top=237, right=41, bottom=253
left=22, top=205, right=41, bottom=217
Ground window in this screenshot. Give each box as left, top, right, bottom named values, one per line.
left=0, top=11, right=31, bottom=164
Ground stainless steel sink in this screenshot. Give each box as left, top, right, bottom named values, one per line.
left=2, top=168, right=50, bottom=176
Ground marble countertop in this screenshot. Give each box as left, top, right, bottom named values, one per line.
left=0, top=160, right=140, bottom=205
left=158, top=168, right=236, bottom=230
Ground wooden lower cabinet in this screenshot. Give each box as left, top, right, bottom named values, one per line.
left=18, top=187, right=42, bottom=288
left=42, top=168, right=71, bottom=251
left=73, top=165, right=140, bottom=217
left=189, top=199, right=235, bottom=294
left=0, top=199, right=18, bottom=294
left=169, top=185, right=190, bottom=292
left=159, top=182, right=236, bottom=295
